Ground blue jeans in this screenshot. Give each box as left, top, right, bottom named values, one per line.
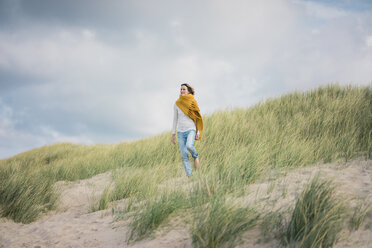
left=177, top=130, right=198, bottom=177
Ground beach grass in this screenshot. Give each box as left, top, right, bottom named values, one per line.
left=259, top=210, right=287, bottom=243
left=127, top=189, right=188, bottom=242
left=349, top=200, right=371, bottom=231
left=285, top=176, right=346, bottom=248
left=191, top=195, right=259, bottom=248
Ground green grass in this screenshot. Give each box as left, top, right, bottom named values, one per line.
left=285, top=176, right=346, bottom=248
left=259, top=210, right=287, bottom=243
left=0, top=84, right=371, bottom=246
left=127, top=189, right=188, bottom=242
left=0, top=167, right=57, bottom=224
left=192, top=196, right=259, bottom=248
left=349, top=201, right=371, bottom=231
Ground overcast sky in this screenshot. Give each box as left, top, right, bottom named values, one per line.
left=1, top=0, right=371, bottom=159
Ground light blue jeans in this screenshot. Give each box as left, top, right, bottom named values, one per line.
left=177, top=130, right=198, bottom=177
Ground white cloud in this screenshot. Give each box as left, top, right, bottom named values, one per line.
left=82, top=29, right=96, bottom=40
left=293, top=0, right=349, bottom=19
left=367, top=35, right=372, bottom=47
left=39, top=125, right=93, bottom=144
left=0, top=105, right=12, bottom=136
left=0, top=28, right=118, bottom=79
left=170, top=20, right=181, bottom=28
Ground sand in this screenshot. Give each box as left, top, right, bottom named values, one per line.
left=0, top=159, right=371, bottom=248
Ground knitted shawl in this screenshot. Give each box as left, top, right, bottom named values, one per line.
left=176, top=94, right=203, bottom=140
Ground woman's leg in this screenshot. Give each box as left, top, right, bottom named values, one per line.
left=185, top=130, right=199, bottom=169
left=177, top=131, right=193, bottom=177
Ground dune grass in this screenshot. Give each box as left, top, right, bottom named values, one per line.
left=192, top=196, right=259, bottom=248
left=259, top=210, right=287, bottom=243
left=127, top=189, right=188, bottom=242
left=0, top=164, right=57, bottom=223
left=0, top=84, right=371, bottom=246
left=349, top=201, right=371, bottom=231
left=285, top=176, right=346, bottom=248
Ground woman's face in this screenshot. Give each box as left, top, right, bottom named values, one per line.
left=180, top=85, right=189, bottom=95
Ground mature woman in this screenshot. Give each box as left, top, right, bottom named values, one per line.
left=171, top=83, right=203, bottom=177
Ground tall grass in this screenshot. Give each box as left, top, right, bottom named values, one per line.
left=91, top=166, right=172, bottom=212
left=0, top=167, right=57, bottom=223
left=127, top=189, right=188, bottom=242
left=349, top=201, right=371, bottom=231
left=259, top=210, right=287, bottom=243
left=192, top=196, right=259, bottom=248
left=285, top=176, right=346, bottom=248
left=0, top=84, right=370, bottom=227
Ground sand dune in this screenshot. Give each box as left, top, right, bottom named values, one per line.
left=1, top=159, right=371, bottom=248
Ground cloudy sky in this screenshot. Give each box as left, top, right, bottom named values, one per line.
left=1, top=0, right=371, bottom=159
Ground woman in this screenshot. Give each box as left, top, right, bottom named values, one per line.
left=171, top=83, right=203, bottom=177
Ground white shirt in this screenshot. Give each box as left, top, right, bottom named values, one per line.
left=172, top=104, right=197, bottom=134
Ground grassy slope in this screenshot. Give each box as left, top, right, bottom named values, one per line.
left=0, top=84, right=371, bottom=246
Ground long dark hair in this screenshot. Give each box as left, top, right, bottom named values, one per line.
left=181, top=83, right=195, bottom=95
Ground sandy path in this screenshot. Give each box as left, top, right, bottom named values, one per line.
left=0, top=159, right=371, bottom=248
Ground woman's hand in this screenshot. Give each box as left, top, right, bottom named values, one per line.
left=171, top=134, right=176, bottom=145
left=195, top=133, right=200, bottom=140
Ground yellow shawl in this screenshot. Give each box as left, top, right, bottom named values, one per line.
left=176, top=94, right=203, bottom=140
